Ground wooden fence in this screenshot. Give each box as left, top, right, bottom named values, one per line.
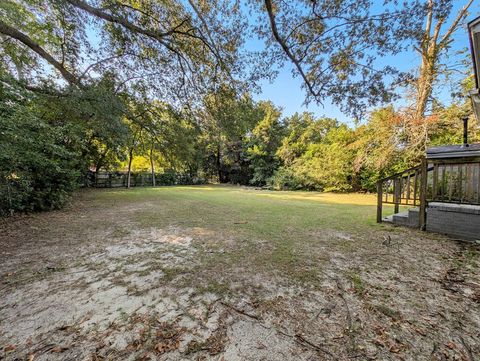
left=82, top=171, right=205, bottom=188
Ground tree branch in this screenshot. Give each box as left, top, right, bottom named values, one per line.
left=66, top=0, right=202, bottom=61
left=264, top=0, right=319, bottom=98
left=0, top=19, right=78, bottom=85
left=439, top=0, right=474, bottom=48
left=79, top=54, right=126, bottom=82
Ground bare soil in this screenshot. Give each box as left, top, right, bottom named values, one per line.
left=1, top=188, right=479, bottom=360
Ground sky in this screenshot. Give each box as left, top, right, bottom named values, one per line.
left=81, top=1, right=479, bottom=125
left=250, top=2, right=479, bottom=124
left=253, top=62, right=353, bottom=124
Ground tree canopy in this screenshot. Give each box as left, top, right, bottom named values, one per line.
left=0, top=0, right=479, bottom=215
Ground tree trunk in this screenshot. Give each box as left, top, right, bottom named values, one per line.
left=127, top=147, right=134, bottom=188
left=94, top=149, right=108, bottom=187
left=216, top=144, right=223, bottom=183
left=150, top=145, right=156, bottom=187
left=413, top=0, right=473, bottom=120
left=415, top=51, right=436, bottom=121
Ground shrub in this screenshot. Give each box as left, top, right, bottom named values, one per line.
left=0, top=93, right=79, bottom=216
left=267, top=167, right=306, bottom=191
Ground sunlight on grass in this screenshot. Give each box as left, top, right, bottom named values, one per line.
left=252, top=190, right=377, bottom=206
left=89, top=185, right=399, bottom=234
left=106, top=184, right=379, bottom=206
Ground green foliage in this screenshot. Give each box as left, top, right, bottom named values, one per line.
left=246, top=101, right=284, bottom=186
left=258, top=0, right=424, bottom=117
left=270, top=113, right=356, bottom=191
left=129, top=170, right=204, bottom=186
left=268, top=167, right=304, bottom=191
left=0, top=85, right=79, bottom=215
left=200, top=86, right=264, bottom=183
left=352, top=107, right=409, bottom=191
left=0, top=0, right=477, bottom=215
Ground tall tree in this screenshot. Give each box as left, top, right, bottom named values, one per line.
left=246, top=101, right=284, bottom=185
left=413, top=0, right=475, bottom=120
left=201, top=86, right=261, bottom=182
left=0, top=0, right=246, bottom=102
left=259, top=0, right=424, bottom=117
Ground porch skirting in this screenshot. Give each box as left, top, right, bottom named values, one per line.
left=427, top=202, right=480, bottom=241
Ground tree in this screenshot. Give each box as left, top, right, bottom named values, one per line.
left=352, top=107, right=407, bottom=190
left=246, top=101, right=284, bottom=186
left=276, top=113, right=338, bottom=166
left=271, top=113, right=355, bottom=191
left=295, top=125, right=356, bottom=192
left=412, top=0, right=475, bottom=120
left=0, top=0, right=248, bottom=211
left=0, top=0, right=244, bottom=101
left=0, top=80, right=79, bottom=214
left=200, top=86, right=262, bottom=182
left=258, top=0, right=424, bottom=117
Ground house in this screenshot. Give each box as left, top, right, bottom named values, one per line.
left=376, top=16, right=480, bottom=241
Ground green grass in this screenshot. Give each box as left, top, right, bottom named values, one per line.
left=78, top=185, right=401, bottom=290
left=347, top=270, right=366, bottom=296
left=89, top=184, right=389, bottom=231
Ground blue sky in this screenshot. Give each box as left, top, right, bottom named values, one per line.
left=251, top=2, right=479, bottom=124
left=253, top=62, right=353, bottom=123
left=81, top=1, right=478, bottom=124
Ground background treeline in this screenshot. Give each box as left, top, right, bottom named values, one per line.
left=1, top=0, right=478, bottom=215
left=117, top=80, right=477, bottom=193
left=2, top=76, right=477, bottom=216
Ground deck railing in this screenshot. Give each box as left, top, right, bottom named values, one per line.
left=376, top=162, right=427, bottom=226
left=429, top=161, right=480, bottom=205
left=377, top=157, right=480, bottom=229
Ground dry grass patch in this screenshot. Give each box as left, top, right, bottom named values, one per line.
left=1, top=185, right=479, bottom=360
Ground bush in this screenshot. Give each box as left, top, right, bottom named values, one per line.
left=156, top=169, right=177, bottom=185
left=267, top=167, right=306, bottom=191
left=0, top=92, right=79, bottom=216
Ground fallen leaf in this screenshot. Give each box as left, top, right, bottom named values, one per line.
left=4, top=344, right=16, bottom=353
left=446, top=341, right=456, bottom=349
left=373, top=338, right=386, bottom=347
left=156, top=342, right=167, bottom=353
left=389, top=345, right=401, bottom=353
left=51, top=346, right=67, bottom=353
left=415, top=327, right=427, bottom=336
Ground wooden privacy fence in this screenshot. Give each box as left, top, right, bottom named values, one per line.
left=377, top=157, right=480, bottom=229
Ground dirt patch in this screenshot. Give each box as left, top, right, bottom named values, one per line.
left=1, top=189, right=479, bottom=360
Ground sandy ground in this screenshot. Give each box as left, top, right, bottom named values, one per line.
left=1, top=188, right=479, bottom=360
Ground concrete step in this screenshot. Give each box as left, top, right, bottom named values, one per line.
left=382, top=215, right=394, bottom=223
left=392, top=211, right=410, bottom=226
left=386, top=207, right=420, bottom=228
left=407, top=207, right=419, bottom=227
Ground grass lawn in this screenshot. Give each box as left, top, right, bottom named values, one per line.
left=1, top=185, right=479, bottom=360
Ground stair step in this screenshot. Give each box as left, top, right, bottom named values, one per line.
left=392, top=211, right=410, bottom=226
left=382, top=215, right=394, bottom=223
left=384, top=208, right=420, bottom=228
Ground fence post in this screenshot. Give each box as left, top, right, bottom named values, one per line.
left=419, top=157, right=427, bottom=231
left=394, top=178, right=400, bottom=214
left=377, top=181, right=383, bottom=223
